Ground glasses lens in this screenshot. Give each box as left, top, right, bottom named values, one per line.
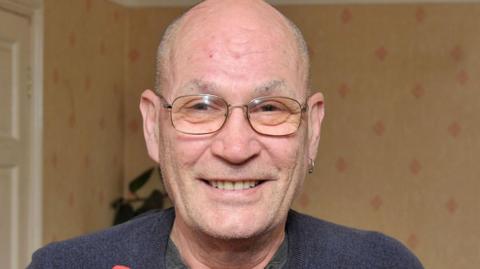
left=171, top=95, right=227, bottom=134
left=248, top=97, right=302, bottom=136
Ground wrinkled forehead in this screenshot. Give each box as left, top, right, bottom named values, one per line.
left=165, top=1, right=305, bottom=97
left=177, top=23, right=291, bottom=58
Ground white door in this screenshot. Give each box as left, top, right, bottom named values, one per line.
left=0, top=7, right=33, bottom=269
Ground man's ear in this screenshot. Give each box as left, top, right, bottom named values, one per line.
left=307, top=91, right=325, bottom=161
left=140, top=89, right=162, bottom=162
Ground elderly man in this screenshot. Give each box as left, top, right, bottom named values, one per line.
left=29, top=0, right=423, bottom=268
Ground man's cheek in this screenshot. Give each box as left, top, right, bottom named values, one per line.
left=272, top=141, right=302, bottom=168
left=175, top=139, right=212, bottom=165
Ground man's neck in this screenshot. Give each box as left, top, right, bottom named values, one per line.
left=170, top=218, right=285, bottom=269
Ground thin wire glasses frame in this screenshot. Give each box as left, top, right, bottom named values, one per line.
left=157, top=93, right=308, bottom=136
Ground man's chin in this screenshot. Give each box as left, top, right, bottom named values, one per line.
left=199, top=224, right=267, bottom=241
left=194, top=213, right=276, bottom=241
left=182, top=201, right=284, bottom=240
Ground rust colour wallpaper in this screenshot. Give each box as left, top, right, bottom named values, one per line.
left=280, top=5, right=480, bottom=269
left=43, top=0, right=127, bottom=243
left=43, top=1, right=479, bottom=269
left=123, top=7, right=184, bottom=193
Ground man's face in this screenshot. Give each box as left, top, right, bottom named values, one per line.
left=142, top=6, right=323, bottom=240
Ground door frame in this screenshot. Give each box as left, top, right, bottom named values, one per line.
left=0, top=0, right=43, bottom=262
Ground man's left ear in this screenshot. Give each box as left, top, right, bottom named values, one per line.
left=140, top=89, right=162, bottom=163
left=307, top=91, right=325, bottom=160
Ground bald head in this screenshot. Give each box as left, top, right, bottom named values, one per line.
left=155, top=0, right=309, bottom=96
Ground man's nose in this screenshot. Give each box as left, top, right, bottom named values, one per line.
left=210, top=106, right=261, bottom=164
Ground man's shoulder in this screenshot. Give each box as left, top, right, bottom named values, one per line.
left=28, top=208, right=174, bottom=269
left=286, top=210, right=424, bottom=268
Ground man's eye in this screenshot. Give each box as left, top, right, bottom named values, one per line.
left=184, top=101, right=224, bottom=113
left=190, top=102, right=210, bottom=110
left=260, top=104, right=280, bottom=112
left=254, top=102, right=288, bottom=113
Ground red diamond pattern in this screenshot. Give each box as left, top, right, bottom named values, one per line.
left=446, top=197, right=458, bottom=215
left=375, top=46, right=388, bottom=61
left=450, top=45, right=464, bottom=62
left=448, top=121, right=461, bottom=138
left=338, top=83, right=350, bottom=98
left=412, top=83, right=425, bottom=99
left=341, top=8, right=352, bottom=24
left=129, top=49, right=140, bottom=63
left=409, top=159, right=422, bottom=175
left=415, top=7, right=426, bottom=23
left=373, top=120, right=385, bottom=136
left=407, top=233, right=419, bottom=249
left=370, top=195, right=383, bottom=211
left=336, top=157, right=348, bottom=173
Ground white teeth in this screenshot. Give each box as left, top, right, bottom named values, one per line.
left=225, top=181, right=233, bottom=190
left=234, top=182, right=243, bottom=190
left=210, top=180, right=259, bottom=190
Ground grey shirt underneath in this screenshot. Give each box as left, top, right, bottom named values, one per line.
left=166, top=235, right=288, bottom=269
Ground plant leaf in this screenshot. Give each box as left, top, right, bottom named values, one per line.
left=129, top=167, right=154, bottom=194
left=135, top=190, right=164, bottom=216
left=110, top=197, right=124, bottom=209
left=113, top=203, right=135, bottom=225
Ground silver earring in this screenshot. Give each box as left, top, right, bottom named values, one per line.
left=308, top=158, right=315, bottom=174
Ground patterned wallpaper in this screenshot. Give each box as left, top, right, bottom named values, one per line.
left=123, top=7, right=184, bottom=195
left=278, top=5, right=480, bottom=269
left=43, top=1, right=479, bottom=269
left=43, top=0, right=126, bottom=243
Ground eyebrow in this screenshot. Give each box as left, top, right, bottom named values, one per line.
left=177, top=79, right=287, bottom=96
left=178, top=79, right=219, bottom=94
left=254, top=80, right=287, bottom=95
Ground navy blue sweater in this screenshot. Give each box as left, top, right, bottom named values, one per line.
left=28, top=208, right=423, bottom=268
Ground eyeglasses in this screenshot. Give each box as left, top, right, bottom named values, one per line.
left=158, top=94, right=307, bottom=136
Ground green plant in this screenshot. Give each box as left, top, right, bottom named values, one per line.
left=111, top=166, right=167, bottom=225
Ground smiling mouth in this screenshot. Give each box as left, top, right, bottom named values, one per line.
left=204, top=180, right=264, bottom=191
